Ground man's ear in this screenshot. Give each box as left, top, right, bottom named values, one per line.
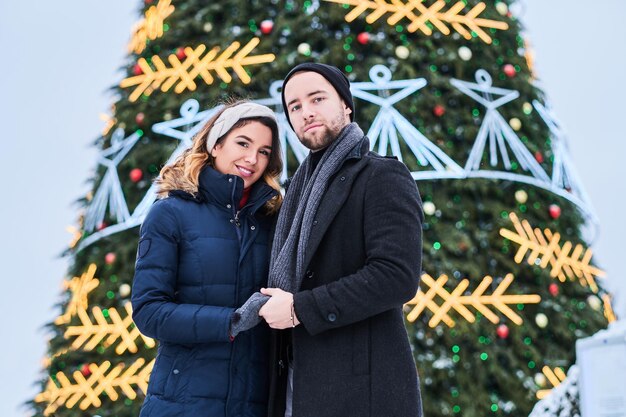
left=344, top=104, right=352, bottom=117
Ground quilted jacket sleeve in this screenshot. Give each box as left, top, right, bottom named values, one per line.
left=131, top=199, right=234, bottom=344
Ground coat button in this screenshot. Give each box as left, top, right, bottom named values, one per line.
left=327, top=313, right=337, bottom=322
left=251, top=225, right=256, bottom=230
left=313, top=220, right=318, bottom=225
left=230, top=219, right=234, bottom=223
left=305, top=270, right=314, bottom=279
left=226, top=204, right=232, bottom=209
left=228, top=178, right=233, bottom=182
left=173, top=369, right=180, bottom=375
left=340, top=176, right=346, bottom=181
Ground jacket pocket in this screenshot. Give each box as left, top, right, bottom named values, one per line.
left=149, top=344, right=193, bottom=400
left=352, top=321, right=370, bottom=375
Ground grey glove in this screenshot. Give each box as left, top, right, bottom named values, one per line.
left=230, top=292, right=270, bottom=338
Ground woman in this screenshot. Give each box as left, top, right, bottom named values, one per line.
left=131, top=100, right=283, bottom=417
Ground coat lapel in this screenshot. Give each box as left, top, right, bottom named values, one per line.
left=303, top=157, right=367, bottom=269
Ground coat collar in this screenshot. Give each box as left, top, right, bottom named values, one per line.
left=347, top=133, right=370, bottom=160
left=195, top=165, right=277, bottom=212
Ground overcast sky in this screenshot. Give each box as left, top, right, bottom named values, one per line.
left=0, top=1, right=623, bottom=416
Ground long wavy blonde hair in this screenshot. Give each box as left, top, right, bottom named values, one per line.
left=156, top=100, right=283, bottom=214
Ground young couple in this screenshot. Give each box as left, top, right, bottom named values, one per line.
left=131, top=63, right=425, bottom=417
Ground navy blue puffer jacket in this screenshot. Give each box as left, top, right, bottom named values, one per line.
left=132, top=166, right=278, bottom=417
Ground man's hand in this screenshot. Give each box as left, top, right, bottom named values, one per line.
left=259, top=288, right=300, bottom=329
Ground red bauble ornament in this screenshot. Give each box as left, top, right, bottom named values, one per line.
left=433, top=104, right=446, bottom=117
left=130, top=168, right=144, bottom=183
left=503, top=64, right=516, bottom=78
left=496, top=324, right=510, bottom=339
left=549, top=283, right=559, bottom=297
left=534, top=151, right=544, bottom=163
left=132, top=64, right=143, bottom=75
left=549, top=204, right=561, bottom=219
left=81, top=363, right=92, bottom=377
left=357, top=32, right=370, bottom=45
left=260, top=20, right=274, bottom=35
left=105, top=252, right=116, bottom=265
left=175, top=47, right=186, bottom=60
left=135, top=112, right=145, bottom=125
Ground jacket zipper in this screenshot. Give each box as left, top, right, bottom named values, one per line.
left=224, top=178, right=275, bottom=416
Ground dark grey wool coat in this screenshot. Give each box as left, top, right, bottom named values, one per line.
left=268, top=136, right=424, bottom=417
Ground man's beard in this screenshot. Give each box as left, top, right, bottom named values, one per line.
left=298, top=112, right=348, bottom=151
left=300, top=125, right=336, bottom=151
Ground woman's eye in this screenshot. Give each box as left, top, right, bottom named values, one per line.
left=238, top=141, right=249, bottom=147
left=290, top=105, right=300, bottom=112
left=260, top=150, right=270, bottom=156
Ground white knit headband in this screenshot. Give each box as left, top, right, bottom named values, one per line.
left=206, top=102, right=277, bottom=152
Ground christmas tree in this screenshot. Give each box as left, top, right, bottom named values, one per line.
left=32, top=1, right=615, bottom=416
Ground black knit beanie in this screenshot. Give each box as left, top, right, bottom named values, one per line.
left=281, top=63, right=355, bottom=130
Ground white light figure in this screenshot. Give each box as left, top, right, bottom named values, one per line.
left=351, top=65, right=463, bottom=179
left=532, top=100, right=597, bottom=238
left=84, top=128, right=142, bottom=232
left=533, top=100, right=592, bottom=203
left=451, top=69, right=549, bottom=182
left=78, top=100, right=221, bottom=250
left=254, top=80, right=309, bottom=182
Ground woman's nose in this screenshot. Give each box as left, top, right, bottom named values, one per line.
left=244, top=149, right=257, bottom=164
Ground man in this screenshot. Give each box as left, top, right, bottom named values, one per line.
left=258, top=63, right=424, bottom=417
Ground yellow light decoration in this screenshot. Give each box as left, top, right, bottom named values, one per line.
left=55, top=264, right=99, bottom=325
left=65, top=302, right=155, bottom=355
left=99, top=113, right=116, bottom=136
left=35, top=358, right=154, bottom=416
left=405, top=273, right=541, bottom=327
left=66, top=225, right=82, bottom=249
left=536, top=366, right=566, bottom=399
left=120, top=38, right=275, bottom=102
left=323, top=0, right=509, bottom=44
left=603, top=294, right=617, bottom=323
left=128, top=0, right=175, bottom=54
left=524, top=38, right=536, bottom=79
left=41, top=347, right=70, bottom=369
left=499, top=212, right=606, bottom=293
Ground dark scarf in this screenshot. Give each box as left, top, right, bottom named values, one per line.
left=230, top=123, right=364, bottom=336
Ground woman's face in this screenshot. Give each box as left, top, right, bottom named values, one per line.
left=211, top=121, right=273, bottom=189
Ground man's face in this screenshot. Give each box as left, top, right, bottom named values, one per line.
left=283, top=71, right=352, bottom=151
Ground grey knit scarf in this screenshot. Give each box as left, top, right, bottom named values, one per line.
left=230, top=123, right=364, bottom=336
